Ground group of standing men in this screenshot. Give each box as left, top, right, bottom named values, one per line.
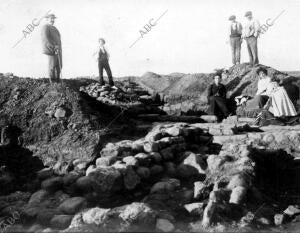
left=41, top=13, right=114, bottom=86
left=229, top=11, right=260, bottom=66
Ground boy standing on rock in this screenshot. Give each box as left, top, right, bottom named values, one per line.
left=41, top=14, right=62, bottom=83
left=97, top=38, right=115, bottom=87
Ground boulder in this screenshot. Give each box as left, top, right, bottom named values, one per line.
left=36, top=168, right=54, bottom=180
left=36, top=208, right=59, bottom=226
left=182, top=152, right=207, bottom=174
left=150, top=179, right=180, bottom=194
left=156, top=218, right=175, bottom=232
left=58, top=197, right=87, bottom=215
left=160, top=147, right=174, bottom=160
left=143, top=141, right=159, bottom=152
left=229, top=186, right=247, bottom=204
left=184, top=202, right=204, bottom=216
left=134, top=153, right=152, bottom=166
left=164, top=126, right=183, bottom=137
left=63, top=172, right=81, bottom=186
left=75, top=176, right=95, bottom=192
left=123, top=156, right=139, bottom=166
left=284, top=205, right=300, bottom=217
left=194, top=181, right=206, bottom=199
left=41, top=177, right=63, bottom=192
left=82, top=207, right=110, bottom=225
left=209, top=189, right=231, bottom=203
left=150, top=152, right=162, bottom=163
left=85, top=165, right=97, bottom=176
left=227, top=174, right=249, bottom=190
left=176, top=164, right=199, bottom=179
left=136, top=167, right=150, bottom=179
left=96, top=156, right=117, bottom=167
left=54, top=107, right=66, bottom=119
left=88, top=167, right=123, bottom=193
left=28, top=189, right=50, bottom=206
left=123, top=166, right=141, bottom=190
left=164, top=162, right=176, bottom=177
left=118, top=202, right=156, bottom=227
left=150, top=165, right=164, bottom=176
left=50, top=214, right=73, bottom=229
left=207, top=155, right=226, bottom=172
left=274, top=213, right=287, bottom=225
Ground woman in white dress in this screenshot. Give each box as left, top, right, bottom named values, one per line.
left=264, top=80, right=298, bottom=117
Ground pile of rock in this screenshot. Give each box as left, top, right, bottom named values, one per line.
left=79, top=81, right=159, bottom=107
left=2, top=122, right=300, bottom=232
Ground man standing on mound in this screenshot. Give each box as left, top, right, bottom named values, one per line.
left=228, top=15, right=242, bottom=65
left=41, top=13, right=62, bottom=83
left=243, top=11, right=260, bottom=67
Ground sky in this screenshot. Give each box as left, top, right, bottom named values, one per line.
left=0, top=0, right=299, bottom=78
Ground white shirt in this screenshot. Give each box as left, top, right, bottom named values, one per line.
left=243, top=18, right=260, bottom=38
left=256, top=76, right=271, bottom=95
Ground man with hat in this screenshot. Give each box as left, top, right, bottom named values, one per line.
left=228, top=15, right=243, bottom=65
left=41, top=13, right=62, bottom=83
left=242, top=11, right=260, bottom=66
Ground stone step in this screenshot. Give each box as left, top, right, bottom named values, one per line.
left=136, top=114, right=206, bottom=123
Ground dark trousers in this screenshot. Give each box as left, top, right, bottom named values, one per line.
left=47, top=55, right=61, bottom=83
left=98, top=60, right=114, bottom=86
left=245, top=36, right=259, bottom=65
left=230, top=37, right=241, bottom=65
left=256, top=95, right=269, bottom=109
left=209, top=96, right=229, bottom=121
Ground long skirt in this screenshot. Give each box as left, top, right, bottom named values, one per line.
left=269, top=87, right=297, bottom=117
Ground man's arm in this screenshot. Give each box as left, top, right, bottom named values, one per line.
left=41, top=25, right=55, bottom=54
left=253, top=19, right=261, bottom=37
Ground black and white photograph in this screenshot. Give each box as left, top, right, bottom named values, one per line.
left=0, top=0, right=300, bottom=232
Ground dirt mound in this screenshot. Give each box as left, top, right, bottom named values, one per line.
left=0, top=76, right=142, bottom=172
left=135, top=64, right=300, bottom=116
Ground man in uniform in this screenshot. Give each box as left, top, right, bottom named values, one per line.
left=41, top=13, right=62, bottom=83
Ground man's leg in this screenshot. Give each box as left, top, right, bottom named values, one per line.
left=230, top=38, right=236, bottom=65
left=250, top=37, right=259, bottom=65
left=55, top=56, right=61, bottom=82
left=246, top=38, right=254, bottom=65
left=104, top=62, right=114, bottom=86
left=235, top=38, right=241, bottom=64
left=98, top=62, right=105, bottom=85
left=47, top=55, right=55, bottom=83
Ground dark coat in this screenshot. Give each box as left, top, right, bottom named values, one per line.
left=41, top=24, right=62, bottom=67
left=207, top=83, right=227, bottom=102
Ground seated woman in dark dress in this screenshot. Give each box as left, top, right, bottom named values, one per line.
left=207, top=73, right=230, bottom=122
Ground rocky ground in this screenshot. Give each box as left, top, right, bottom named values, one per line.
left=0, top=65, right=300, bottom=232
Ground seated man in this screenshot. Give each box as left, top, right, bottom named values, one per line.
left=207, top=73, right=230, bottom=122
left=255, top=67, right=271, bottom=108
